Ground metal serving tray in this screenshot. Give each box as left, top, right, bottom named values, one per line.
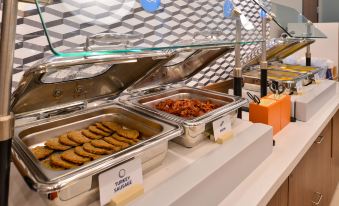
left=268, top=64, right=322, bottom=77
left=12, top=104, right=182, bottom=193
left=127, top=87, right=247, bottom=147
left=242, top=67, right=313, bottom=94
left=243, top=68, right=308, bottom=83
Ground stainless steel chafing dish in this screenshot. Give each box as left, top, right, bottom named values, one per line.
left=242, top=37, right=323, bottom=93
left=125, top=47, right=247, bottom=148
left=10, top=51, right=183, bottom=204
left=268, top=64, right=322, bottom=79
left=242, top=66, right=309, bottom=93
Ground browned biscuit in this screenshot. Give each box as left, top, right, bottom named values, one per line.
left=88, top=126, right=111, bottom=136
left=74, top=146, right=102, bottom=160
left=104, top=136, right=130, bottom=149
left=116, top=128, right=140, bottom=139
left=59, top=134, right=80, bottom=147
left=41, top=158, right=65, bottom=171
left=102, top=121, right=122, bottom=132
left=95, top=122, right=112, bottom=133
left=91, top=140, right=121, bottom=151
left=31, top=146, right=54, bottom=160
left=50, top=153, right=78, bottom=169
left=112, top=133, right=139, bottom=145
left=68, top=131, right=91, bottom=144
left=61, top=149, right=91, bottom=164
left=82, top=129, right=103, bottom=140
left=45, top=138, right=71, bottom=151
left=83, top=143, right=113, bottom=155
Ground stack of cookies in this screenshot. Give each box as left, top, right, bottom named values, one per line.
left=30, top=121, right=141, bottom=170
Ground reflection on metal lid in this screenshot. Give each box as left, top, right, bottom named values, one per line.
left=41, top=64, right=112, bottom=83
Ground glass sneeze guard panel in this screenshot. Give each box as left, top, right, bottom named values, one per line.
left=34, top=0, right=263, bottom=57
left=252, top=0, right=327, bottom=39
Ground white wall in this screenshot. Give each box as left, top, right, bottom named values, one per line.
left=319, top=0, right=339, bottom=22
left=270, top=0, right=303, bottom=38
left=288, top=23, right=339, bottom=69
left=271, top=0, right=302, bottom=13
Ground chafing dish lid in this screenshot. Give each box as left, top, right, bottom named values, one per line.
left=11, top=51, right=175, bottom=115
left=244, top=37, right=314, bottom=67
left=126, top=45, right=235, bottom=93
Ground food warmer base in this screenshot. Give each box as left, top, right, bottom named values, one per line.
left=27, top=153, right=167, bottom=206
left=291, top=80, right=337, bottom=122
left=130, top=121, right=273, bottom=206
left=9, top=119, right=273, bottom=206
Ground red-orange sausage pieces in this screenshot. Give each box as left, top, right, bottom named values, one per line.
left=155, top=99, right=220, bottom=118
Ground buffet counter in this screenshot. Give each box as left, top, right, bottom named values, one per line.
left=8, top=83, right=339, bottom=206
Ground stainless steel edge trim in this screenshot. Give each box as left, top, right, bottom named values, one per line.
left=0, top=0, right=18, bottom=116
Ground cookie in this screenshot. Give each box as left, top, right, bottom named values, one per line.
left=50, top=153, right=78, bottom=169
left=95, top=122, right=112, bottom=133
left=61, top=149, right=91, bottom=164
left=112, top=133, right=139, bottom=145
left=88, top=126, right=111, bottom=137
left=83, top=143, right=113, bottom=155
left=41, top=158, right=65, bottom=171
left=68, top=131, right=91, bottom=144
left=104, top=136, right=130, bottom=149
left=74, top=146, right=102, bottom=160
left=102, top=121, right=122, bottom=132
left=91, top=140, right=121, bottom=151
left=117, top=128, right=140, bottom=139
left=59, top=134, right=80, bottom=147
left=31, top=146, right=54, bottom=160
left=82, top=129, right=103, bottom=140
left=45, top=138, right=71, bottom=151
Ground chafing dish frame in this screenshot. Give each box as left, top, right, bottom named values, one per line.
left=127, top=86, right=247, bottom=147
left=242, top=66, right=312, bottom=94
left=12, top=104, right=182, bottom=194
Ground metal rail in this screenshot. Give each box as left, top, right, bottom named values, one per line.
left=233, top=9, right=243, bottom=119
left=0, top=0, right=18, bottom=205
left=260, top=12, right=269, bottom=97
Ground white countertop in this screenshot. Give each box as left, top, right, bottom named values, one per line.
left=220, top=84, right=339, bottom=206
left=8, top=82, right=339, bottom=206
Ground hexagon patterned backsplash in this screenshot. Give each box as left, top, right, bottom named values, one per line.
left=0, top=0, right=266, bottom=92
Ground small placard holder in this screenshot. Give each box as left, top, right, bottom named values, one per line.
left=212, top=115, right=233, bottom=144
left=99, top=158, right=144, bottom=206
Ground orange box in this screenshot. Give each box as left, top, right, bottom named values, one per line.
left=249, top=98, right=281, bottom=135
left=249, top=95, right=291, bottom=135
left=264, top=94, right=291, bottom=130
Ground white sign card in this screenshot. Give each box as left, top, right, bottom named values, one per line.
left=212, top=115, right=232, bottom=141
left=314, top=73, right=321, bottom=83
left=296, top=80, right=303, bottom=94
left=99, top=158, right=143, bottom=206
left=240, top=14, right=254, bottom=31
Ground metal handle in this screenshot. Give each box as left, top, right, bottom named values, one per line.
left=315, top=135, right=324, bottom=144
left=312, top=192, right=323, bottom=205
left=85, top=33, right=143, bottom=51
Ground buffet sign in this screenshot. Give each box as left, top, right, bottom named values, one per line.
left=99, top=158, right=144, bottom=206
left=212, top=115, right=233, bottom=144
